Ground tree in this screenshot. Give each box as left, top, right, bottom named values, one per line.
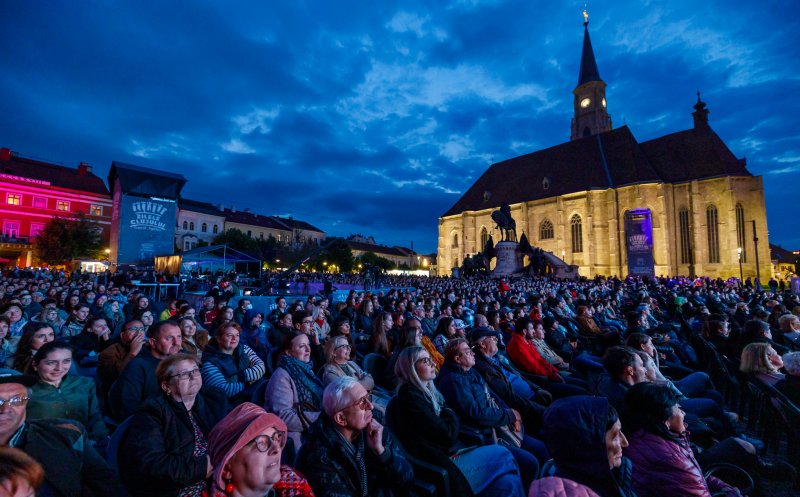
left=359, top=251, right=396, bottom=271
left=211, top=228, right=258, bottom=253
left=312, top=238, right=355, bottom=272
left=34, top=214, right=102, bottom=265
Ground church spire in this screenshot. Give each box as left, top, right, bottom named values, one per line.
left=577, top=10, right=602, bottom=86
left=571, top=10, right=612, bottom=141
left=692, top=91, right=710, bottom=130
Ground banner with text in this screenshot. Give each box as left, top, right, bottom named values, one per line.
left=625, top=208, right=655, bottom=278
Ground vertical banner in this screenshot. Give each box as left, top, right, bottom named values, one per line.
left=625, top=208, right=655, bottom=278
left=117, top=195, right=177, bottom=264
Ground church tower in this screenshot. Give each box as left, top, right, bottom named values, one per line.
left=571, top=11, right=612, bottom=140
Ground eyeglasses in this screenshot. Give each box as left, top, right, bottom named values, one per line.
left=250, top=431, right=287, bottom=452
left=457, top=348, right=475, bottom=357
left=416, top=357, right=435, bottom=367
left=170, top=368, right=201, bottom=381
left=342, top=393, right=373, bottom=412
left=335, top=344, right=352, bottom=350
left=0, top=395, right=30, bottom=408
left=126, top=326, right=146, bottom=332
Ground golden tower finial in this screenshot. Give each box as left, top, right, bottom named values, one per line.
left=582, top=9, right=589, bottom=26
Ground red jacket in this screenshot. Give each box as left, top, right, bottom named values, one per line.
left=506, top=334, right=562, bottom=380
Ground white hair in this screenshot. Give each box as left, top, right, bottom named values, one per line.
left=322, top=376, right=360, bottom=417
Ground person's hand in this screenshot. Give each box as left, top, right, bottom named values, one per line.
left=129, top=333, right=145, bottom=357
left=510, top=408, right=522, bottom=432
left=206, top=455, right=214, bottom=478
left=365, top=420, right=385, bottom=456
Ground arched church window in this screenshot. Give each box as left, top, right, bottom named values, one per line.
left=189, top=222, right=195, bottom=231
left=182, top=220, right=188, bottom=230
left=736, top=203, right=747, bottom=263
left=480, top=227, right=488, bottom=250
left=571, top=214, right=583, bottom=253
left=706, top=205, right=720, bottom=263
left=201, top=223, right=207, bottom=233
left=678, top=208, right=691, bottom=264
left=540, top=219, right=554, bottom=240
left=452, top=234, right=459, bottom=248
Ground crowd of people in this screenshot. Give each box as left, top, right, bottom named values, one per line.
left=0, top=266, right=799, bottom=497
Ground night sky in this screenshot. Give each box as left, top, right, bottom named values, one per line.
left=1, top=1, right=798, bottom=254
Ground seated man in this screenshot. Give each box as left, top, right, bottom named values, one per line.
left=437, top=338, right=544, bottom=489
left=108, top=320, right=182, bottom=421
left=0, top=369, right=124, bottom=497
left=296, top=376, right=413, bottom=497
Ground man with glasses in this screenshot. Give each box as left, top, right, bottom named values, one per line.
left=97, top=319, right=146, bottom=387
left=297, top=376, right=413, bottom=497
left=0, top=369, right=122, bottom=497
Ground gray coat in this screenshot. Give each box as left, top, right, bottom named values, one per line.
left=264, top=366, right=321, bottom=449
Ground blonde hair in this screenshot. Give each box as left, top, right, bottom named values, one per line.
left=395, top=346, right=444, bottom=415
left=324, top=335, right=350, bottom=364
left=740, top=343, right=780, bottom=375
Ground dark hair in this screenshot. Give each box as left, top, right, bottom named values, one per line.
left=280, top=329, right=306, bottom=353
left=13, top=323, right=57, bottom=373
left=32, top=340, right=74, bottom=365
left=434, top=317, right=454, bottom=338
left=395, top=324, right=420, bottom=350
left=82, top=316, right=107, bottom=334
left=625, top=333, right=651, bottom=350
left=514, top=317, right=532, bottom=334
left=602, top=346, right=638, bottom=377
left=147, top=320, right=179, bottom=340
left=622, top=382, right=680, bottom=439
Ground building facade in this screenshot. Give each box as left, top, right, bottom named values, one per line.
left=0, top=147, right=112, bottom=266
left=176, top=198, right=225, bottom=251
left=437, top=20, right=771, bottom=279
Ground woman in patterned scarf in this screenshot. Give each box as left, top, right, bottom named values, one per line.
left=265, top=330, right=324, bottom=450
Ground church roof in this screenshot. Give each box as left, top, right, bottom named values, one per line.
left=577, top=24, right=602, bottom=86
left=442, top=124, right=752, bottom=217
left=639, top=127, right=750, bottom=183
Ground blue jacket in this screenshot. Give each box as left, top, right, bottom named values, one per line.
left=436, top=361, right=515, bottom=438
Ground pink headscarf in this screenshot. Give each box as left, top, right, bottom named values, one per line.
left=206, top=402, right=287, bottom=490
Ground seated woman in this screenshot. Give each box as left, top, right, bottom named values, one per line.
left=210, top=306, right=236, bottom=335
left=201, top=323, right=266, bottom=404
left=391, top=346, right=525, bottom=497
left=0, top=447, right=45, bottom=497
left=319, top=335, right=374, bottom=390
left=31, top=304, right=66, bottom=334
left=101, top=299, right=125, bottom=337
left=120, top=353, right=227, bottom=497
left=206, top=402, right=314, bottom=497
left=12, top=322, right=56, bottom=374
left=627, top=333, right=724, bottom=405
left=432, top=317, right=460, bottom=355
left=4, top=303, right=28, bottom=336
left=26, top=341, right=108, bottom=442
left=0, top=315, right=18, bottom=368
left=740, top=342, right=784, bottom=386
left=531, top=395, right=636, bottom=497
left=622, top=382, right=741, bottom=497
left=264, top=331, right=324, bottom=450
left=367, top=311, right=393, bottom=358
left=70, top=317, right=114, bottom=367
left=133, top=308, right=156, bottom=335
left=179, top=317, right=209, bottom=359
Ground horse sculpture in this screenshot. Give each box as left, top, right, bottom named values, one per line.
left=491, top=203, right=517, bottom=242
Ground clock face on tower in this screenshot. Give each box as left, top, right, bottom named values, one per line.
left=602, top=98, right=607, bottom=108
left=580, top=97, right=591, bottom=108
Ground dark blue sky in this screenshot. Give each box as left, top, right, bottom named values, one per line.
left=1, top=1, right=798, bottom=254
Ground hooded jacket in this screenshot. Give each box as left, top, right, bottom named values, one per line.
left=541, top=396, right=637, bottom=497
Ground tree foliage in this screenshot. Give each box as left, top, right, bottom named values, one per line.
left=358, top=251, right=396, bottom=271
left=211, top=228, right=259, bottom=253
left=312, top=237, right=355, bottom=272
left=34, top=214, right=102, bottom=265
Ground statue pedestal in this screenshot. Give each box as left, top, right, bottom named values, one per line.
left=492, top=241, right=522, bottom=276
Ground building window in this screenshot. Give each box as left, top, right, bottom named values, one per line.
left=89, top=205, right=102, bottom=216
left=33, top=196, right=47, bottom=209
left=277, top=233, right=282, bottom=242
left=540, top=219, right=554, bottom=240
left=736, top=203, right=747, bottom=263
left=201, top=223, right=207, bottom=233
left=706, top=205, right=720, bottom=263
left=6, top=193, right=21, bottom=205
left=479, top=227, right=488, bottom=250
left=182, top=221, right=188, bottom=230
left=570, top=214, right=583, bottom=253
left=452, top=234, right=459, bottom=248
left=259, top=232, right=264, bottom=239
left=678, top=208, right=691, bottom=264
left=213, top=224, right=218, bottom=234
left=247, top=230, right=252, bottom=237
left=30, top=223, right=45, bottom=238
left=184, top=240, right=196, bottom=251
left=56, top=200, right=70, bottom=211
left=189, top=222, right=195, bottom=231
left=2, top=221, right=20, bottom=238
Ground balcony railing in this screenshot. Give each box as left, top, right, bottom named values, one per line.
left=0, top=235, right=31, bottom=244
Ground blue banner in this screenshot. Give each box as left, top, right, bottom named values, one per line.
left=625, top=209, right=655, bottom=277
left=116, top=195, right=177, bottom=264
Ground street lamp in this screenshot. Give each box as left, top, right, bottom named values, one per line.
left=737, top=247, right=743, bottom=284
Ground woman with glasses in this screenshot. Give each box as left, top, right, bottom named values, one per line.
left=320, top=335, right=374, bottom=390
left=31, top=303, right=66, bottom=334
left=207, top=402, right=314, bottom=497
left=201, top=323, right=266, bottom=405
left=265, top=330, right=324, bottom=451
left=120, top=353, right=227, bottom=497
left=26, top=341, right=108, bottom=441
left=390, top=346, right=525, bottom=497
